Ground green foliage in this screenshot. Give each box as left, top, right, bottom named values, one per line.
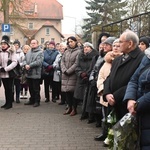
left=82, top=0, right=128, bottom=41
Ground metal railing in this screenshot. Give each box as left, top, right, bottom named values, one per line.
left=102, top=12, right=150, bottom=37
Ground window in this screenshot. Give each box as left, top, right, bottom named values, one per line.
left=46, top=27, right=50, bottom=35
left=51, top=38, right=55, bottom=41
left=10, top=26, right=14, bottom=35
left=28, top=23, right=34, bottom=30
left=41, top=38, right=44, bottom=44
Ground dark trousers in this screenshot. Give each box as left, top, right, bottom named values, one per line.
left=60, top=92, right=66, bottom=103
left=27, top=78, right=41, bottom=104
left=44, top=75, right=53, bottom=100
left=53, top=81, right=61, bottom=99
left=13, top=78, right=21, bottom=100
left=2, top=78, right=14, bottom=107
left=73, top=98, right=81, bottom=110
left=65, top=92, right=74, bottom=109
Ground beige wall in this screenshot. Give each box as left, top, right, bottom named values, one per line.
left=10, top=28, right=25, bottom=46
left=16, top=18, right=61, bottom=32
left=35, top=27, right=62, bottom=44
left=7, top=18, right=63, bottom=46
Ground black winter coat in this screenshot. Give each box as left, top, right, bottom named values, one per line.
left=74, top=50, right=98, bottom=100
left=103, top=47, right=144, bottom=120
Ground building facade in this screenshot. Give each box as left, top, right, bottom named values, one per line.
left=1, top=0, right=64, bottom=46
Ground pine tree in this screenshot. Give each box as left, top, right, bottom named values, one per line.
left=82, top=0, right=128, bottom=41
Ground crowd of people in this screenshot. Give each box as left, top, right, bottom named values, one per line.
left=0, top=29, right=150, bottom=149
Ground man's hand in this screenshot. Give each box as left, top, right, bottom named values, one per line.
left=106, top=94, right=115, bottom=106
left=127, top=100, right=136, bottom=115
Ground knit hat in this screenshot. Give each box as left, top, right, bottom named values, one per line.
left=1, top=35, right=10, bottom=46
left=49, top=41, right=55, bottom=47
left=103, top=37, right=116, bottom=45
left=13, top=40, right=21, bottom=47
left=83, top=42, right=94, bottom=49
left=139, top=37, right=149, bottom=48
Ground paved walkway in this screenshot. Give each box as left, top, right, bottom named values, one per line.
left=0, top=84, right=107, bottom=150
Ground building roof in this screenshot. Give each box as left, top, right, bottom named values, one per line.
left=25, top=0, right=63, bottom=19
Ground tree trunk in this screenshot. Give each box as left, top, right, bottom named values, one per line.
left=3, top=0, right=9, bottom=23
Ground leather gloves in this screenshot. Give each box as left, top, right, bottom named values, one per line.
left=46, top=65, right=53, bottom=72
left=80, top=72, right=87, bottom=78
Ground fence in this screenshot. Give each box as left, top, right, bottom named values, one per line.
left=102, top=12, right=150, bottom=37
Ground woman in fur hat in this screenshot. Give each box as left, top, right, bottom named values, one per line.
left=0, top=35, right=18, bottom=109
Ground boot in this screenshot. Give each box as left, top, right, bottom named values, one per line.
left=63, top=107, right=72, bottom=115
left=70, top=109, right=77, bottom=116
left=16, top=97, right=20, bottom=103
left=94, top=119, right=108, bottom=141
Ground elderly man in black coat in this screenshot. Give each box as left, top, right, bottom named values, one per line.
left=95, top=29, right=144, bottom=143
left=103, top=29, right=144, bottom=120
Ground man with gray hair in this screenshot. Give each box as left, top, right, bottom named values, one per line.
left=103, top=29, right=144, bottom=120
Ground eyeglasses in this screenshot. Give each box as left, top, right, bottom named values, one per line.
left=119, top=40, right=128, bottom=43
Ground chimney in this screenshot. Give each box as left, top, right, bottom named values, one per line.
left=34, top=3, right=37, bottom=14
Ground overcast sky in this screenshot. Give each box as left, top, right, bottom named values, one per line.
left=57, top=0, right=88, bottom=34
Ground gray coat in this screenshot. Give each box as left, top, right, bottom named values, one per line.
left=23, top=46, right=44, bottom=79
left=61, top=47, right=80, bottom=92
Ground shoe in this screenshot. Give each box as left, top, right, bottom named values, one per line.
left=95, top=122, right=101, bottom=127
left=58, top=102, right=65, bottom=105
left=45, top=99, right=50, bottom=103
left=24, top=101, right=34, bottom=105
left=87, top=119, right=95, bottom=124
left=63, top=108, right=72, bottom=115
left=94, top=134, right=106, bottom=141
left=52, top=99, right=56, bottom=103
left=1, top=104, right=7, bottom=108
left=103, top=143, right=109, bottom=147
left=70, top=109, right=77, bottom=116
left=4, top=105, right=12, bottom=109
left=33, top=103, right=40, bottom=107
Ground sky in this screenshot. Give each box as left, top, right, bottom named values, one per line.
left=57, top=0, right=88, bottom=35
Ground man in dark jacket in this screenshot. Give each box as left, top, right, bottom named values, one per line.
left=95, top=30, right=144, bottom=145
left=103, top=29, right=144, bottom=120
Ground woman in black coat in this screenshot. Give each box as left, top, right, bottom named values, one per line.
left=71, top=42, right=98, bottom=116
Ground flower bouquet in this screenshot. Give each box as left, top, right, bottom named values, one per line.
left=107, top=113, right=138, bottom=150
